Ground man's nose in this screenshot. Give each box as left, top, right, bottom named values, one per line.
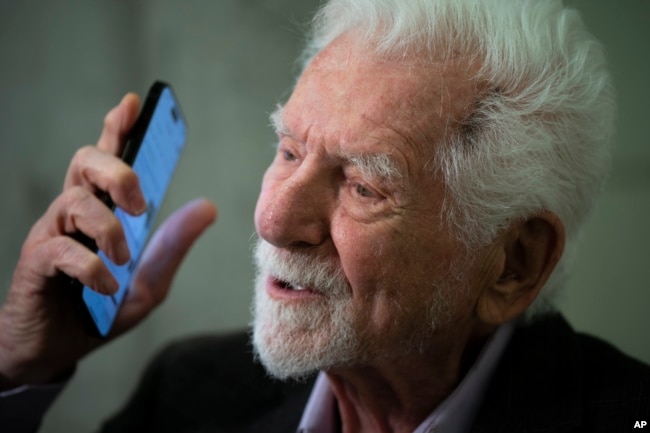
left=255, top=161, right=332, bottom=249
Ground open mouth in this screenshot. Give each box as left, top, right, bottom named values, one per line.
left=275, top=278, right=311, bottom=291
left=278, top=279, right=307, bottom=291
left=269, top=277, right=320, bottom=297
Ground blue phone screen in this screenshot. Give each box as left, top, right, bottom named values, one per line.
left=82, top=86, right=187, bottom=336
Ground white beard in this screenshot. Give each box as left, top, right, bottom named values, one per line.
left=251, top=239, right=458, bottom=380
left=252, top=239, right=359, bottom=380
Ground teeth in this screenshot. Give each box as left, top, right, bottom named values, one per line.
left=276, top=278, right=308, bottom=291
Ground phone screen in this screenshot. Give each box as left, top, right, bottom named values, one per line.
left=82, top=84, right=187, bottom=337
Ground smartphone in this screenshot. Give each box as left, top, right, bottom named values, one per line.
left=74, top=81, right=187, bottom=337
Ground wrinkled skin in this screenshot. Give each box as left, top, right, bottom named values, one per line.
left=0, top=94, right=217, bottom=389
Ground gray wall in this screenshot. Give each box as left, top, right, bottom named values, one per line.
left=0, top=1, right=647, bottom=431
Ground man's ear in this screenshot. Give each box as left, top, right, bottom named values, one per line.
left=477, top=211, right=565, bottom=325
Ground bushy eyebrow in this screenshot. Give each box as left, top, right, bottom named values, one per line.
left=342, top=152, right=403, bottom=186
left=269, top=105, right=404, bottom=185
left=269, top=104, right=288, bottom=136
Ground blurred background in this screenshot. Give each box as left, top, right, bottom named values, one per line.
left=0, top=1, right=648, bottom=431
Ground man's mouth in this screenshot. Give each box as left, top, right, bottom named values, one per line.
left=268, top=277, right=320, bottom=298
left=278, top=280, right=308, bottom=291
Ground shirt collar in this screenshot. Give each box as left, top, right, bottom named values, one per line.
left=297, top=321, right=515, bottom=433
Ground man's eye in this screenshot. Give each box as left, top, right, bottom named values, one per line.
left=282, top=150, right=297, bottom=161
left=355, top=183, right=376, bottom=198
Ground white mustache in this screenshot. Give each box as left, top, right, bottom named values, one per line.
left=254, top=239, right=350, bottom=298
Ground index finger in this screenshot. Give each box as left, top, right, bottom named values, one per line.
left=97, top=93, right=141, bottom=155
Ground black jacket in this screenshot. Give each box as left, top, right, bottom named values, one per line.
left=100, top=314, right=650, bottom=433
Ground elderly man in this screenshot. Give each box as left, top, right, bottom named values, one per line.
left=1, top=0, right=648, bottom=432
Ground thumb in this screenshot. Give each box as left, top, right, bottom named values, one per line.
left=110, top=198, right=218, bottom=336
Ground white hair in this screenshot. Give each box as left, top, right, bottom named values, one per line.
left=300, top=0, right=616, bottom=315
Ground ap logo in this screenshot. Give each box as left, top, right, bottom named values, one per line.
left=635, top=421, right=648, bottom=429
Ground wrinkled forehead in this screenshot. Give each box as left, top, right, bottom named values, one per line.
left=288, top=32, right=482, bottom=154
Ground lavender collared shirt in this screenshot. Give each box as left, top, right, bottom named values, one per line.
left=297, top=321, right=514, bottom=433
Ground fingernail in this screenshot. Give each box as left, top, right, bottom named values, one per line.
left=116, top=239, right=131, bottom=264
left=129, top=190, right=147, bottom=214
left=102, top=275, right=119, bottom=295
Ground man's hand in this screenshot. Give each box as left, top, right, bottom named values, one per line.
left=0, top=94, right=217, bottom=389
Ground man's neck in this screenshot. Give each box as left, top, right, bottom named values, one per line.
left=324, top=325, right=495, bottom=433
